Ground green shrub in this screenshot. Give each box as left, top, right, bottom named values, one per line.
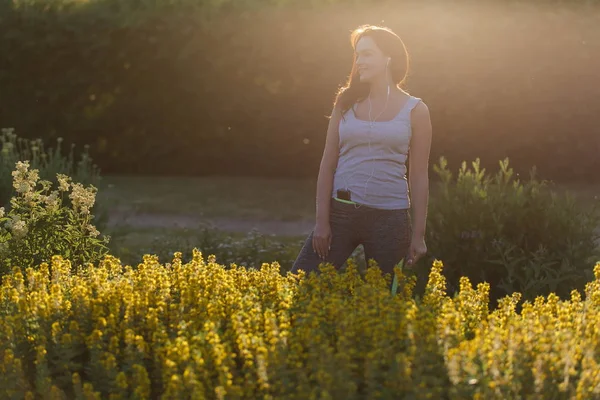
left=106, top=224, right=377, bottom=282
left=109, top=226, right=306, bottom=271
left=0, top=160, right=110, bottom=276
left=425, top=156, right=600, bottom=304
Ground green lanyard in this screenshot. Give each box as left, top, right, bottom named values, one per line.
left=391, top=272, right=399, bottom=296
left=392, top=260, right=415, bottom=296
left=333, top=197, right=358, bottom=205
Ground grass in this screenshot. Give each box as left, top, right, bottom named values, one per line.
left=97, top=175, right=599, bottom=221
left=96, top=174, right=599, bottom=269
left=96, top=175, right=318, bottom=221
left=95, top=175, right=320, bottom=267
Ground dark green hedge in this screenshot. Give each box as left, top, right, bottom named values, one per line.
left=1, top=0, right=599, bottom=181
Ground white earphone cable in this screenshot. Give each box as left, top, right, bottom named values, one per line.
left=342, top=58, right=392, bottom=209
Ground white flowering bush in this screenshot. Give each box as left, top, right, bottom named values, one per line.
left=0, top=160, right=110, bottom=276
left=0, top=127, right=108, bottom=232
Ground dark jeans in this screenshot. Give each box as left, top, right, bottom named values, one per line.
left=291, top=198, right=412, bottom=277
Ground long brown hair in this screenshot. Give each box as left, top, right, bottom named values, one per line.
left=334, top=25, right=410, bottom=117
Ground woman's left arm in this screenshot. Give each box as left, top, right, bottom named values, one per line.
left=407, top=101, right=433, bottom=265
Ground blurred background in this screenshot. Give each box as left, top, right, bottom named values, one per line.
left=1, top=0, right=599, bottom=181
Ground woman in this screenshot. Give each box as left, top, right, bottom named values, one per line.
left=290, top=25, right=432, bottom=282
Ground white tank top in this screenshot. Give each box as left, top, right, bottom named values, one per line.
left=331, top=95, right=422, bottom=210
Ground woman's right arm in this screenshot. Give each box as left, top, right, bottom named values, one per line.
left=312, top=105, right=342, bottom=260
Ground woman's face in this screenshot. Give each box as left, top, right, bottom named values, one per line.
left=354, top=36, right=388, bottom=83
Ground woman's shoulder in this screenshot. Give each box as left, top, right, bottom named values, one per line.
left=400, top=91, right=428, bottom=113
left=398, top=89, right=421, bottom=102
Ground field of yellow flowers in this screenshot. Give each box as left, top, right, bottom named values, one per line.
left=1, top=251, right=600, bottom=399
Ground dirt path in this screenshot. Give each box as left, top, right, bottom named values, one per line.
left=106, top=210, right=314, bottom=237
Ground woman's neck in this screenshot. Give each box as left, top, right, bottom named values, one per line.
left=368, top=77, right=395, bottom=100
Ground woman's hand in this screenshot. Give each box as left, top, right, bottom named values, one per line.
left=406, top=235, right=427, bottom=267
left=312, top=222, right=332, bottom=261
